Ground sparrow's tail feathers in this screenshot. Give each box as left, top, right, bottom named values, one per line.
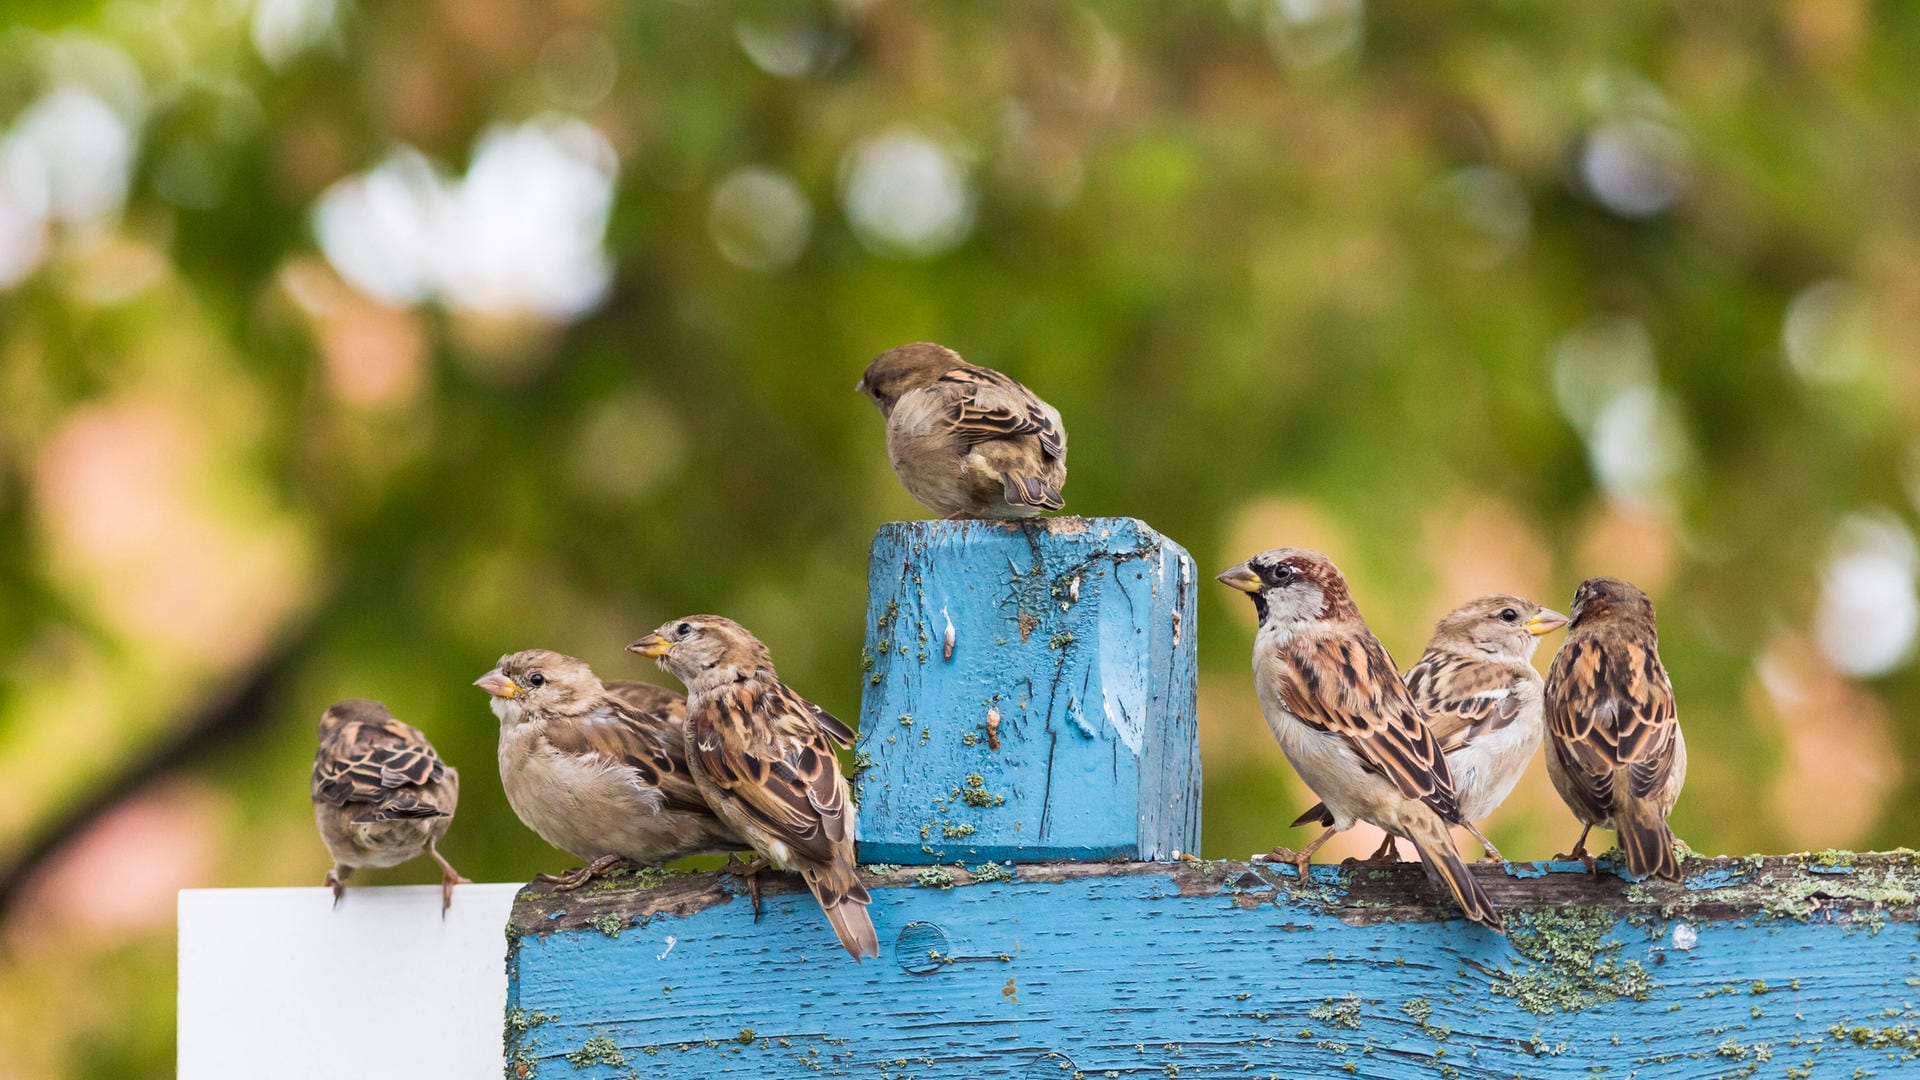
left=1292, top=802, right=1334, bottom=829
left=1617, top=800, right=1682, bottom=883
left=1404, top=812, right=1503, bottom=934
left=1003, top=474, right=1065, bottom=511
left=803, top=864, right=879, bottom=961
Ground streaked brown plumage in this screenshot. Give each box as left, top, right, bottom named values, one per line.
left=476, top=650, right=741, bottom=890
left=1219, top=549, right=1502, bottom=932
left=311, top=699, right=465, bottom=912
left=1293, top=595, right=1568, bottom=862
left=857, top=342, right=1067, bottom=518
left=1543, top=577, right=1687, bottom=882
left=629, top=616, right=877, bottom=960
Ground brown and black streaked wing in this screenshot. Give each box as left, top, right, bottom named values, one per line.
left=312, top=704, right=448, bottom=814
left=686, top=682, right=850, bottom=867
left=938, top=367, right=1065, bottom=461
left=1275, top=634, right=1464, bottom=823
left=1545, top=636, right=1679, bottom=811
left=1406, top=651, right=1528, bottom=754
left=546, top=695, right=709, bottom=816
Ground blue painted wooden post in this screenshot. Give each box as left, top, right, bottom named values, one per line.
left=501, top=518, right=1920, bottom=1078
left=851, top=517, right=1199, bottom=864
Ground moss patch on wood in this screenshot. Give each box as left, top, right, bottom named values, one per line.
left=1490, top=907, right=1654, bottom=1015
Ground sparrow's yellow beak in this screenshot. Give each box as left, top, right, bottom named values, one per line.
left=627, top=633, right=673, bottom=658
left=1525, top=610, right=1570, bottom=636
left=1216, top=564, right=1262, bottom=594
left=474, top=670, right=519, bottom=698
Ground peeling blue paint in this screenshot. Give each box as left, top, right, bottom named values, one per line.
left=852, top=518, right=1199, bottom=864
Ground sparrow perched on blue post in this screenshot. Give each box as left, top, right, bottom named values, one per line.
left=857, top=342, right=1067, bottom=519
left=311, top=699, right=466, bottom=912
left=476, top=650, right=742, bottom=891
left=629, top=616, right=879, bottom=960
left=1294, top=594, right=1567, bottom=862
left=1543, top=577, right=1688, bottom=881
left=1219, top=549, right=1502, bottom=932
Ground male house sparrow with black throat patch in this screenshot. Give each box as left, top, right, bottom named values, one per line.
left=1294, top=594, right=1567, bottom=862
left=629, top=616, right=879, bottom=960
left=311, top=699, right=466, bottom=912
left=1219, top=549, right=1503, bottom=932
left=477, top=650, right=742, bottom=891
left=1543, top=577, right=1688, bottom=881
left=857, top=342, right=1067, bottom=519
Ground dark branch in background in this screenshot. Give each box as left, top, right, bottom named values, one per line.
left=0, top=621, right=320, bottom=925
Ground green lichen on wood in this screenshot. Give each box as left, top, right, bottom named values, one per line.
left=971, top=861, right=1014, bottom=883
left=565, top=1035, right=628, bottom=1069
left=959, top=773, right=1007, bottom=807
left=1490, top=907, right=1653, bottom=1015
left=915, top=867, right=956, bottom=889
left=1624, top=850, right=1920, bottom=923
left=1308, top=993, right=1363, bottom=1030
left=588, top=912, right=627, bottom=938
left=504, top=1008, right=559, bottom=1079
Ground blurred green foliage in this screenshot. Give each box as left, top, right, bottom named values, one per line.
left=3, top=1, right=1920, bottom=1076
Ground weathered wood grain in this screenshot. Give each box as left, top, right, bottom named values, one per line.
left=506, top=852, right=1920, bottom=1079
left=853, top=517, right=1200, bottom=865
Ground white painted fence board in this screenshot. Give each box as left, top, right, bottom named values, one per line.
left=178, top=884, right=517, bottom=1080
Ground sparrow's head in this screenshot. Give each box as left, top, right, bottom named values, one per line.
left=1427, top=594, right=1568, bottom=663
left=474, top=649, right=604, bottom=723
left=318, top=698, right=394, bottom=738
left=1216, top=547, right=1360, bottom=629
left=628, top=615, right=775, bottom=689
left=1568, top=576, right=1657, bottom=632
left=856, top=342, right=962, bottom=414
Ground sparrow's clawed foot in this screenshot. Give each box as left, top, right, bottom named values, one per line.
left=537, top=853, right=633, bottom=892
left=1255, top=827, right=1336, bottom=885
left=430, top=843, right=469, bottom=915
left=724, top=852, right=773, bottom=920
left=1553, top=825, right=1598, bottom=874
left=1463, top=823, right=1505, bottom=864
left=326, top=865, right=352, bottom=909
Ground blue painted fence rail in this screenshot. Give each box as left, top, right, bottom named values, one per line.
left=505, top=854, right=1920, bottom=1078
left=852, top=518, right=1199, bottom=865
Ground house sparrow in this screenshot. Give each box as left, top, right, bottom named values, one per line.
left=856, top=342, right=1067, bottom=519
left=1292, top=595, right=1568, bottom=862
left=1543, top=577, right=1687, bottom=881
left=1218, top=549, right=1502, bottom=932
left=311, top=699, right=466, bottom=912
left=476, top=650, right=742, bottom=891
left=628, top=616, right=878, bottom=960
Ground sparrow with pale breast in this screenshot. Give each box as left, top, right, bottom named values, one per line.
left=311, top=699, right=466, bottom=912
left=1543, top=577, right=1687, bottom=881
left=1219, top=549, right=1502, bottom=932
left=629, top=616, right=878, bottom=960
left=857, top=342, right=1067, bottom=519
left=476, top=650, right=742, bottom=891
left=1293, top=595, right=1568, bottom=862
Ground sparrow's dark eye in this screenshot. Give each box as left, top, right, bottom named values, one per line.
left=1499, top=608, right=1519, bottom=623
left=528, top=672, right=546, bottom=687
left=676, top=622, right=692, bottom=637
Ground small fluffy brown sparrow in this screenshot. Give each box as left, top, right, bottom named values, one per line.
left=1219, top=549, right=1502, bottom=932
left=476, top=650, right=742, bottom=891
left=1294, top=595, right=1567, bottom=862
left=857, top=342, right=1067, bottom=518
left=1543, top=577, right=1687, bottom=881
left=311, top=700, right=466, bottom=912
left=629, top=616, right=878, bottom=960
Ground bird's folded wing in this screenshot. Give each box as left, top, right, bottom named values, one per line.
left=1277, top=635, right=1463, bottom=822
left=688, top=683, right=849, bottom=866
left=545, top=698, right=709, bottom=815
left=1407, top=652, right=1528, bottom=754
left=938, top=367, right=1066, bottom=461
left=1546, top=637, right=1680, bottom=806
left=312, top=717, right=446, bottom=807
